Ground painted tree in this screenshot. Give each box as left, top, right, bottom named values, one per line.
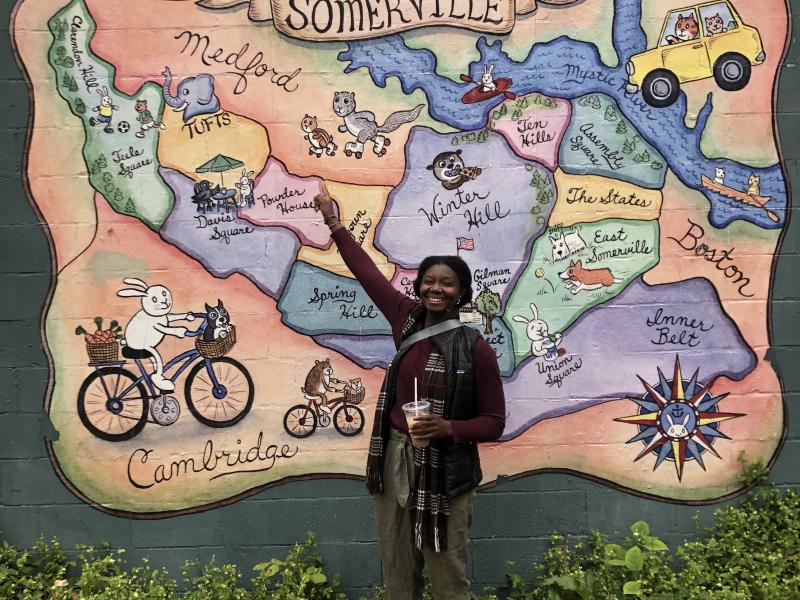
left=124, top=198, right=135, bottom=213
left=54, top=47, right=74, bottom=68
left=51, top=18, right=68, bottom=41
left=622, top=139, right=635, bottom=154
left=475, top=287, right=501, bottom=334
left=60, top=73, right=78, bottom=93
left=90, top=154, right=107, bottom=175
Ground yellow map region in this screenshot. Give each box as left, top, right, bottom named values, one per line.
left=298, top=181, right=395, bottom=279
left=157, top=109, right=270, bottom=184
left=549, top=170, right=662, bottom=227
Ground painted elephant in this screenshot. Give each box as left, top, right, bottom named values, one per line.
left=161, top=66, right=220, bottom=123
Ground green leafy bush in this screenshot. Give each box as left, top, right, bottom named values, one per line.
left=661, top=484, right=800, bottom=599
left=1, top=467, right=798, bottom=599
left=251, top=533, right=346, bottom=600
left=181, top=557, right=246, bottom=600
left=0, top=537, right=70, bottom=599
left=490, top=457, right=800, bottom=600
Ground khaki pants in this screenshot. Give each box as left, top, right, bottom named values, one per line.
left=374, top=428, right=475, bottom=600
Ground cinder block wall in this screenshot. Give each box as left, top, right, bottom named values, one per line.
left=2, top=2, right=800, bottom=598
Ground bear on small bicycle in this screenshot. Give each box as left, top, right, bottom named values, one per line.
left=283, top=358, right=365, bottom=438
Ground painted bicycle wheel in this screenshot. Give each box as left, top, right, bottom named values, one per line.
left=77, top=366, right=148, bottom=441
left=184, top=356, right=254, bottom=427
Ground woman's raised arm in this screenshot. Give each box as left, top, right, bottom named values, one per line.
left=314, top=188, right=413, bottom=325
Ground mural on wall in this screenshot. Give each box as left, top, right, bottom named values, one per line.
left=11, top=0, right=790, bottom=514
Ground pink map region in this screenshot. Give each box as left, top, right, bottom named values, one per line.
left=490, top=96, right=572, bottom=170
left=240, top=158, right=331, bottom=249
left=389, top=267, right=418, bottom=299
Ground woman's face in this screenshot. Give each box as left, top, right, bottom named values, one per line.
left=419, top=264, right=463, bottom=315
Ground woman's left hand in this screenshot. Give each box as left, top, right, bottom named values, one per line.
left=410, top=414, right=453, bottom=440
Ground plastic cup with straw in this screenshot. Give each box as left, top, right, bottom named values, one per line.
left=402, top=377, right=430, bottom=447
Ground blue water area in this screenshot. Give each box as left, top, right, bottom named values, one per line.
left=338, top=0, right=786, bottom=230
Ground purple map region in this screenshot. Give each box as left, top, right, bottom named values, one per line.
left=159, top=168, right=300, bottom=299
left=375, top=127, right=552, bottom=298
left=313, top=334, right=396, bottom=369
left=500, top=277, right=756, bottom=440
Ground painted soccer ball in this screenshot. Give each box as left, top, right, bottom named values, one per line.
left=117, top=121, right=130, bottom=133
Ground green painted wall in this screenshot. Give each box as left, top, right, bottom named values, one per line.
left=2, top=1, right=799, bottom=597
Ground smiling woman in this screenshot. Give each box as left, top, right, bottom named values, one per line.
left=415, top=258, right=470, bottom=323
left=312, top=185, right=505, bottom=599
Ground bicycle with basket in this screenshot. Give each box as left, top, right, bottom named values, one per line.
left=76, top=313, right=254, bottom=442
left=283, top=378, right=365, bottom=438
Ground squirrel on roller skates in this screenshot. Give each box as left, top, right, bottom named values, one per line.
left=332, top=91, right=424, bottom=159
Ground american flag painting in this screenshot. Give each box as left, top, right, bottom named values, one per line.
left=456, top=237, right=474, bottom=251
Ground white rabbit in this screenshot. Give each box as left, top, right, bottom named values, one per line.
left=98, top=86, right=114, bottom=106
left=89, top=86, right=119, bottom=134
left=235, top=169, right=255, bottom=208
left=480, top=64, right=496, bottom=93
left=512, top=303, right=562, bottom=361
left=117, top=278, right=195, bottom=392
left=666, top=413, right=690, bottom=438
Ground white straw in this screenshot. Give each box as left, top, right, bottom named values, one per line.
left=414, top=377, right=418, bottom=408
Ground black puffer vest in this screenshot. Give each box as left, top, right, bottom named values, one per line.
left=429, top=325, right=483, bottom=499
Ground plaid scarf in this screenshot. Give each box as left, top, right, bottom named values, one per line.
left=366, top=304, right=451, bottom=552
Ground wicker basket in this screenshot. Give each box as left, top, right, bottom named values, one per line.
left=195, top=326, right=236, bottom=358
left=86, top=341, right=119, bottom=363
left=344, top=386, right=365, bottom=405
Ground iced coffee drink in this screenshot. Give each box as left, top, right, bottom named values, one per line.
left=402, top=400, right=430, bottom=447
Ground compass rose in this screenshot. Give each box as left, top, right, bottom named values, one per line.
left=615, top=355, right=744, bottom=481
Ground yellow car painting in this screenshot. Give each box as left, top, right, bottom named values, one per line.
left=625, top=1, right=765, bottom=107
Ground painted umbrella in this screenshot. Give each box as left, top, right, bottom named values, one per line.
left=195, top=154, right=244, bottom=186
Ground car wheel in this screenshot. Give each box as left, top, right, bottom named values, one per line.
left=641, top=70, right=680, bottom=108
left=713, top=53, right=751, bottom=91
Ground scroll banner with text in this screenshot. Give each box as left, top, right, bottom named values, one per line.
left=195, top=0, right=579, bottom=40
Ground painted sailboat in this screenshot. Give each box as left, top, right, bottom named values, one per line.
left=700, top=175, right=779, bottom=222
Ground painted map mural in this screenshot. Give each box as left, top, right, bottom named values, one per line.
left=12, top=0, right=789, bottom=514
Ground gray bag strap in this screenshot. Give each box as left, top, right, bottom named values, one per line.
left=397, top=318, right=463, bottom=353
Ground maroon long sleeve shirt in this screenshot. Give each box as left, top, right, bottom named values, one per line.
left=331, top=228, right=506, bottom=443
